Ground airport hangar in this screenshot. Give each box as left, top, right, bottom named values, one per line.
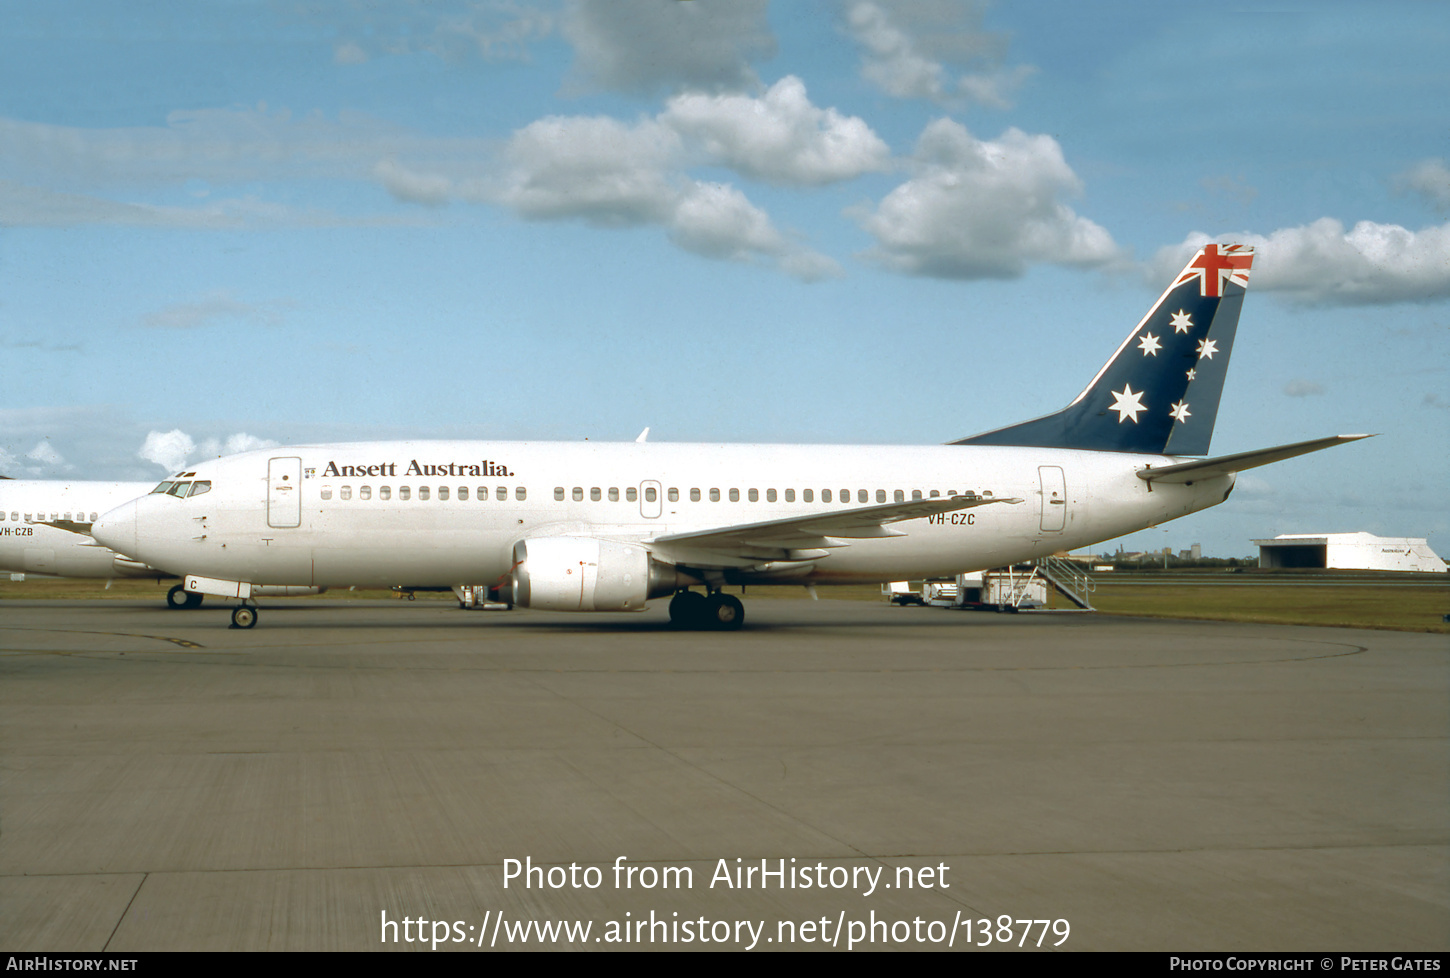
left=1253, top=532, right=1446, bottom=572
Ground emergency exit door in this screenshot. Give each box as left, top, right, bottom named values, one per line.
left=1038, top=465, right=1066, bottom=532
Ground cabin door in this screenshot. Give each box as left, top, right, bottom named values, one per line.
left=268, top=457, right=303, bottom=528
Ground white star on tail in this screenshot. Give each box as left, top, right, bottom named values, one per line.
left=1169, top=400, right=1191, bottom=423
left=1137, top=332, right=1162, bottom=356
left=1186, top=367, right=1197, bottom=381
left=1109, top=384, right=1147, bottom=423
left=1170, top=310, right=1194, bottom=333
left=1196, top=338, right=1219, bottom=360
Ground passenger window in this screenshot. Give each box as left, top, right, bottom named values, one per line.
left=457, top=487, right=467, bottom=501
left=498, top=487, right=508, bottom=501
left=573, top=487, right=583, bottom=501
left=930, top=490, right=940, bottom=498
left=748, top=489, right=758, bottom=502
left=858, top=489, right=868, bottom=503
left=478, top=487, right=487, bottom=500
left=380, top=486, right=391, bottom=500
left=840, top=489, right=849, bottom=502
left=729, top=489, right=739, bottom=502
left=912, top=490, right=922, bottom=501
left=766, top=489, right=776, bottom=502
left=555, top=487, right=565, bottom=501
left=626, top=487, right=637, bottom=502
left=591, top=487, right=601, bottom=501
left=419, top=486, right=430, bottom=501
left=90, top=512, right=98, bottom=522
left=360, top=486, right=371, bottom=500
left=690, top=488, right=701, bottom=502
left=341, top=486, right=352, bottom=500
left=515, top=488, right=525, bottom=500
left=191, top=481, right=211, bottom=497
left=609, top=487, right=620, bottom=502
left=668, top=488, right=678, bottom=502
left=400, top=486, right=411, bottom=501
left=803, top=489, right=814, bottom=502
left=709, top=489, right=720, bottom=502
left=785, top=489, right=795, bottom=502
left=877, top=490, right=886, bottom=503
left=64, top=512, right=72, bottom=521
left=321, top=488, right=333, bottom=500
left=821, top=489, right=832, bottom=502
left=645, top=487, right=657, bottom=502
left=894, top=490, right=905, bottom=502
left=438, top=486, right=449, bottom=501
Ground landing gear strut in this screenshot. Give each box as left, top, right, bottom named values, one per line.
left=668, top=589, right=744, bottom=631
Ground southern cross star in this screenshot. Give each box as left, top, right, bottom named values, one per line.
left=1137, top=332, right=1162, bottom=356
left=1196, top=338, right=1218, bottom=360
left=1109, top=384, right=1147, bottom=423
left=1169, top=400, right=1191, bottom=423
left=1170, top=310, right=1194, bottom=333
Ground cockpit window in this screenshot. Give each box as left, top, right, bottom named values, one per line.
left=151, top=482, right=175, bottom=494
left=190, top=481, right=211, bottom=497
left=166, top=482, right=192, bottom=497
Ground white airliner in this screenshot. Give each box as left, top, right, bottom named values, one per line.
left=93, top=245, right=1367, bottom=630
left=0, top=477, right=177, bottom=583
left=0, top=476, right=322, bottom=608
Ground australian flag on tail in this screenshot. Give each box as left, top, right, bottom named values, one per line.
left=952, top=244, right=1255, bottom=457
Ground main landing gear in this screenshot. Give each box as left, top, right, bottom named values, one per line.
left=230, top=604, right=258, bottom=629
left=668, top=589, right=745, bottom=631
left=166, top=584, right=204, bottom=610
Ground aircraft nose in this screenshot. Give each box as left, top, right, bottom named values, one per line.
left=92, top=500, right=138, bottom=556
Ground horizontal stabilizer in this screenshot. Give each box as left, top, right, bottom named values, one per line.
left=1136, top=434, right=1373, bottom=485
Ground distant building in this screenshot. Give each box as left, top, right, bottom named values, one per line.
left=1253, top=532, right=1446, bottom=573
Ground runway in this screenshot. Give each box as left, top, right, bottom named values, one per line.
left=2, top=598, right=1446, bottom=951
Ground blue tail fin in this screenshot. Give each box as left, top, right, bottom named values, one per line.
left=952, top=244, right=1254, bottom=455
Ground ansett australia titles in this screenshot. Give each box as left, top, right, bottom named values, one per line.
left=320, top=459, right=513, bottom=479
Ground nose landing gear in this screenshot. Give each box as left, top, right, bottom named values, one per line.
left=230, top=604, right=258, bottom=629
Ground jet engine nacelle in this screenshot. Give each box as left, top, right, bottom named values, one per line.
left=511, top=537, right=686, bottom=612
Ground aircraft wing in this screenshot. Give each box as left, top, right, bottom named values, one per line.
left=1136, top=434, right=1373, bottom=485
left=648, top=494, right=1021, bottom=565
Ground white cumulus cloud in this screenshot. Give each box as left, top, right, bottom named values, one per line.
left=660, top=76, right=891, bottom=186
left=857, top=119, right=1121, bottom=279
left=139, top=430, right=196, bottom=473
left=1153, top=219, right=1450, bottom=305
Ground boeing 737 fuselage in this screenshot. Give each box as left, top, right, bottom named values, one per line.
left=92, top=245, right=1368, bottom=629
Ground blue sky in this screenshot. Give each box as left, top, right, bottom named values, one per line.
left=2, top=0, right=1446, bottom=558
